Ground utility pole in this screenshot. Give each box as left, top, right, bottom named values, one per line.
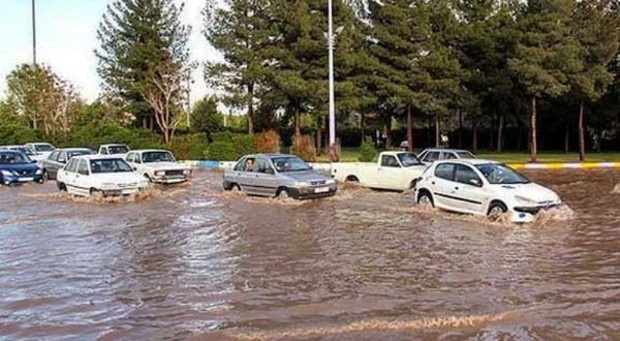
left=32, top=0, right=37, bottom=64
left=186, top=71, right=191, bottom=128
left=327, top=0, right=336, bottom=160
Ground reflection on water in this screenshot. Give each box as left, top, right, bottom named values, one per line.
left=0, top=169, right=620, bottom=340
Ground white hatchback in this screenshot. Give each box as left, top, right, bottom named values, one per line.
left=125, top=149, right=191, bottom=184
left=57, top=155, right=148, bottom=197
left=413, top=159, right=562, bottom=223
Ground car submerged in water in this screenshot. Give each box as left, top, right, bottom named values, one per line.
left=125, top=149, right=191, bottom=184
left=223, top=153, right=337, bottom=199
left=413, top=159, right=562, bottom=223
left=56, top=155, right=148, bottom=197
left=0, top=150, right=44, bottom=185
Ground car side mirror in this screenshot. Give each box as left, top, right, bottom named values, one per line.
left=469, top=179, right=482, bottom=187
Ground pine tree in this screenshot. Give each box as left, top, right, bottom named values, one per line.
left=96, top=0, right=190, bottom=143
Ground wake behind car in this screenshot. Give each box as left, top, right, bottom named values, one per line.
left=56, top=155, right=148, bottom=197
left=223, top=154, right=337, bottom=200
left=40, top=148, right=94, bottom=180
left=0, top=150, right=44, bottom=185
left=125, top=149, right=191, bottom=184
left=413, top=159, right=562, bottom=223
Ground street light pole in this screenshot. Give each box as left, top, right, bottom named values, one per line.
left=32, top=0, right=37, bottom=64
left=327, top=0, right=336, bottom=159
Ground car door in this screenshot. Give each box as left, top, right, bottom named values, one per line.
left=252, top=157, right=279, bottom=196
left=377, top=154, right=404, bottom=190
left=430, top=163, right=461, bottom=210
left=61, top=159, right=79, bottom=194
left=74, top=159, right=92, bottom=196
left=236, top=157, right=258, bottom=194
left=452, top=164, right=487, bottom=214
left=48, top=151, right=64, bottom=179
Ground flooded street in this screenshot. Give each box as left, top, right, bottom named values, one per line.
left=1, top=169, right=620, bottom=340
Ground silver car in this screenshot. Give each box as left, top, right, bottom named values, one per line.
left=223, top=154, right=337, bottom=200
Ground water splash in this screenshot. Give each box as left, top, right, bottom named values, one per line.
left=532, top=205, right=575, bottom=226
left=612, top=184, right=620, bottom=194
left=223, top=311, right=520, bottom=340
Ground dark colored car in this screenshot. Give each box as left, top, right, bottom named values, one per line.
left=40, top=148, right=94, bottom=180
left=0, top=151, right=44, bottom=185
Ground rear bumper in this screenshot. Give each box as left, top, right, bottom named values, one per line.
left=290, top=186, right=338, bottom=200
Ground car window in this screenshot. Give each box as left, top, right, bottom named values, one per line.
left=397, top=153, right=423, bottom=167
left=234, top=157, right=247, bottom=171
left=66, top=159, right=78, bottom=172
left=77, top=159, right=89, bottom=175
left=90, top=158, right=133, bottom=173
left=134, top=153, right=142, bottom=163
left=0, top=152, right=30, bottom=164
left=125, top=153, right=133, bottom=163
left=424, top=151, right=440, bottom=162
left=380, top=155, right=400, bottom=167
left=272, top=156, right=311, bottom=172
left=255, top=158, right=274, bottom=174
left=35, top=144, right=55, bottom=152
left=142, top=151, right=174, bottom=163
left=434, top=163, right=455, bottom=181
left=444, top=152, right=457, bottom=160
left=241, top=157, right=255, bottom=172
left=455, top=164, right=482, bottom=186
left=100, top=147, right=108, bottom=155
left=49, top=151, right=59, bottom=162
left=108, top=145, right=130, bottom=154
left=457, top=151, right=476, bottom=159
left=58, top=152, right=67, bottom=163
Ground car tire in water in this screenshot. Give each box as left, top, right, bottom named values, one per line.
left=57, top=182, right=67, bottom=191
left=417, top=190, right=434, bottom=207
left=277, top=188, right=291, bottom=200
left=487, top=201, right=508, bottom=219
left=345, top=175, right=359, bottom=183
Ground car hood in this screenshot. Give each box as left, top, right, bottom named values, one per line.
left=143, top=162, right=187, bottom=170
left=91, top=172, right=145, bottom=183
left=281, top=170, right=332, bottom=182
left=495, top=182, right=561, bottom=204
left=0, top=163, right=39, bottom=172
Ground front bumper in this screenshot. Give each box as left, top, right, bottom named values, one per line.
left=510, top=204, right=562, bottom=223
left=152, top=176, right=189, bottom=184
left=290, top=185, right=338, bottom=200
left=100, top=187, right=142, bottom=197
left=2, top=174, right=44, bottom=185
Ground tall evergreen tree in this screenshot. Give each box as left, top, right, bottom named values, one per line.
left=96, top=0, right=190, bottom=142
left=508, top=0, right=577, bottom=162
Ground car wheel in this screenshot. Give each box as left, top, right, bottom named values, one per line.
left=417, top=191, right=434, bottom=207
left=345, top=175, right=359, bottom=183
left=277, top=188, right=290, bottom=200
left=57, top=182, right=67, bottom=191
left=90, top=188, right=104, bottom=199
left=487, top=201, right=508, bottom=218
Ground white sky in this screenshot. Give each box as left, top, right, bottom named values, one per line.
left=0, top=0, right=222, bottom=104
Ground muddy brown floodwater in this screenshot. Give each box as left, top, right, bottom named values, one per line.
left=1, top=169, right=620, bottom=340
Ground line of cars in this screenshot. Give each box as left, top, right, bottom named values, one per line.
left=223, top=148, right=563, bottom=223
left=0, top=142, right=191, bottom=197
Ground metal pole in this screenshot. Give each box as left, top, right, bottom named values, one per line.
left=32, top=0, right=37, bottom=64
left=328, top=0, right=336, bottom=153
left=186, top=72, right=191, bottom=128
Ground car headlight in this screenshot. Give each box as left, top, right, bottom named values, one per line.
left=155, top=171, right=165, bottom=176
left=326, top=179, right=336, bottom=185
left=101, top=182, right=117, bottom=190
left=36, top=168, right=43, bottom=175
left=139, top=180, right=149, bottom=187
left=1, top=170, right=15, bottom=177
left=294, top=181, right=310, bottom=188
left=183, top=169, right=191, bottom=175
left=515, top=195, right=536, bottom=205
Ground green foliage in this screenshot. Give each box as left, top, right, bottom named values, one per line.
left=232, top=134, right=257, bottom=157
left=206, top=140, right=237, bottom=161
left=206, top=131, right=256, bottom=161
left=359, top=137, right=377, bottom=162
left=191, top=96, right=223, bottom=137
left=169, top=133, right=209, bottom=160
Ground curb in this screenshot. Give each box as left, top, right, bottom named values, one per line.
left=182, top=160, right=620, bottom=171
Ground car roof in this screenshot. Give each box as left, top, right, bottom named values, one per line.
left=57, top=148, right=93, bottom=152
left=243, top=153, right=296, bottom=158
left=421, top=148, right=472, bottom=153
left=70, top=154, right=127, bottom=161
left=435, top=158, right=500, bottom=166
left=131, top=149, right=171, bottom=153
left=26, top=142, right=54, bottom=145
left=100, top=144, right=129, bottom=147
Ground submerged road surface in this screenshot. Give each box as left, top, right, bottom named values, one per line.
left=0, top=169, right=619, bottom=340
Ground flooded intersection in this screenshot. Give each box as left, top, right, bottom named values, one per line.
left=1, top=169, right=620, bottom=340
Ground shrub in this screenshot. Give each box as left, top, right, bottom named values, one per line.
left=254, top=130, right=281, bottom=153
left=169, top=133, right=209, bottom=160
left=291, top=134, right=316, bottom=162
left=359, top=137, right=377, bottom=162
left=231, top=134, right=256, bottom=157
left=207, top=140, right=237, bottom=161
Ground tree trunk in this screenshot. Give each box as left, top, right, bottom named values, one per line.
left=407, top=105, right=413, bottom=152
left=458, top=108, right=464, bottom=149
left=360, top=112, right=365, bottom=143
left=578, top=100, right=585, bottom=161
left=472, top=117, right=479, bottom=154
left=435, top=113, right=440, bottom=148
left=294, top=107, right=301, bottom=137
left=530, top=96, right=538, bottom=162
left=496, top=113, right=504, bottom=153
left=489, top=113, right=495, bottom=150
left=564, top=115, right=570, bottom=154
left=316, top=116, right=322, bottom=156
left=247, top=84, right=255, bottom=135
left=385, top=115, right=392, bottom=148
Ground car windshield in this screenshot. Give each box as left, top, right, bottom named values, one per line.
left=68, top=150, right=92, bottom=159
left=10, top=147, right=36, bottom=156
left=108, top=145, right=129, bottom=154
left=142, top=151, right=175, bottom=163
left=34, top=144, right=55, bottom=152
left=457, top=151, right=476, bottom=159
left=271, top=156, right=311, bottom=172
left=0, top=152, right=31, bottom=164
left=397, top=153, right=423, bottom=167
left=90, top=159, right=133, bottom=173
left=476, top=163, right=530, bottom=185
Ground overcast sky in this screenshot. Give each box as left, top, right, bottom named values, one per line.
left=0, top=0, right=220, bottom=104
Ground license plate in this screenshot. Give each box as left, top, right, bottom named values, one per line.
left=19, top=177, right=34, bottom=182
left=314, top=187, right=329, bottom=193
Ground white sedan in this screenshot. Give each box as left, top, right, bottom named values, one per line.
left=57, top=155, right=148, bottom=197
left=413, top=159, right=562, bottom=223
left=125, top=149, right=191, bottom=184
